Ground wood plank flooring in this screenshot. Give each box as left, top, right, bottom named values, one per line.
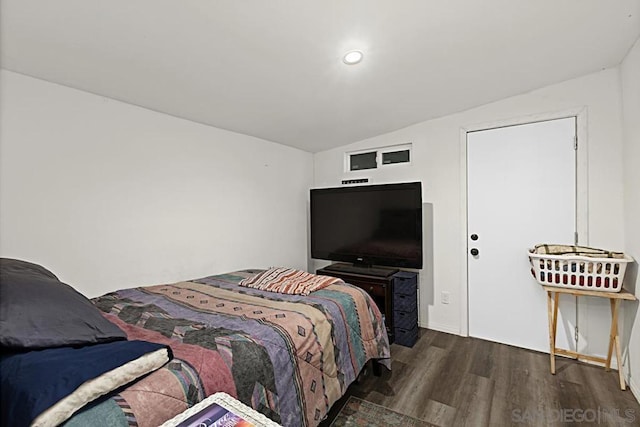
left=321, top=329, right=640, bottom=426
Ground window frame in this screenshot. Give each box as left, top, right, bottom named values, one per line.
left=345, top=143, right=412, bottom=173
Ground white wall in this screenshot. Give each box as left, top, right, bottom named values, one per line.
left=621, top=37, right=640, bottom=400
left=314, top=68, right=625, bottom=356
left=0, top=70, right=313, bottom=297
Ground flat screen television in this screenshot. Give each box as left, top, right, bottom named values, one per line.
left=310, top=182, right=423, bottom=269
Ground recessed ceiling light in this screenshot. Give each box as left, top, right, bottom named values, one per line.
left=343, top=50, right=363, bottom=65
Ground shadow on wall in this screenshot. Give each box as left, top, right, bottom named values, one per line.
left=421, top=203, right=434, bottom=326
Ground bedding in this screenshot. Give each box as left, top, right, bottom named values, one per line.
left=0, top=258, right=127, bottom=349
left=0, top=259, right=172, bottom=427
left=75, top=269, right=391, bottom=427
left=532, top=244, right=624, bottom=258
left=0, top=340, right=171, bottom=427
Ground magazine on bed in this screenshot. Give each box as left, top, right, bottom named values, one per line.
left=176, top=402, right=255, bottom=427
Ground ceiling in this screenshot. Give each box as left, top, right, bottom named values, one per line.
left=2, top=1, right=639, bottom=153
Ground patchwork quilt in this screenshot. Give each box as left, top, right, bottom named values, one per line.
left=72, top=269, right=390, bottom=427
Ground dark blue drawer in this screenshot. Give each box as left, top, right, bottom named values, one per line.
left=393, top=272, right=417, bottom=296
left=394, top=293, right=416, bottom=312
left=394, top=324, right=418, bottom=347
left=394, top=309, right=417, bottom=330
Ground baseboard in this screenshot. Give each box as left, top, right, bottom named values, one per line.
left=421, top=321, right=460, bottom=335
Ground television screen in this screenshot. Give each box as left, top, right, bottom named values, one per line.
left=310, top=182, right=423, bottom=269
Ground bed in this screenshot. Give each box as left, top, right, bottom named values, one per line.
left=0, top=260, right=391, bottom=427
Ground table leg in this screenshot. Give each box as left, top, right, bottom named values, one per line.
left=609, top=299, right=626, bottom=390
left=606, top=299, right=616, bottom=371
left=547, top=290, right=556, bottom=374
left=553, top=292, right=559, bottom=343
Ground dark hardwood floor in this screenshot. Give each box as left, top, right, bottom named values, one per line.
left=322, top=329, right=640, bottom=426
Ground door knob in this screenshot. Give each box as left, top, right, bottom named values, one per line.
left=470, top=248, right=479, bottom=256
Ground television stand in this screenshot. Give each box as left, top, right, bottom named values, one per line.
left=322, top=263, right=398, bottom=278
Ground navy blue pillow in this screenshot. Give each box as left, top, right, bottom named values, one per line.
left=0, top=258, right=126, bottom=349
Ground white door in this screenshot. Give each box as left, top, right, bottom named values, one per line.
left=467, top=118, right=576, bottom=352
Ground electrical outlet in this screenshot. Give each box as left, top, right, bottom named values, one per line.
left=441, top=291, right=450, bottom=304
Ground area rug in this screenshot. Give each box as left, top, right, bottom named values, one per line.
left=330, top=396, right=434, bottom=427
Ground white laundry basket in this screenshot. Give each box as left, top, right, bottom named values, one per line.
left=528, top=244, right=633, bottom=293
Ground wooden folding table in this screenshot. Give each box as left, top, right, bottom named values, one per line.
left=544, top=285, right=637, bottom=390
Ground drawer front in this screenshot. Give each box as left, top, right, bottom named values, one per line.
left=393, top=309, right=417, bottom=330
left=393, top=273, right=417, bottom=296
left=348, top=279, right=386, bottom=298
left=394, top=293, right=416, bottom=312
left=394, top=324, right=418, bottom=347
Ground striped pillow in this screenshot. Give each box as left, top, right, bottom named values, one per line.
left=239, top=267, right=343, bottom=296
